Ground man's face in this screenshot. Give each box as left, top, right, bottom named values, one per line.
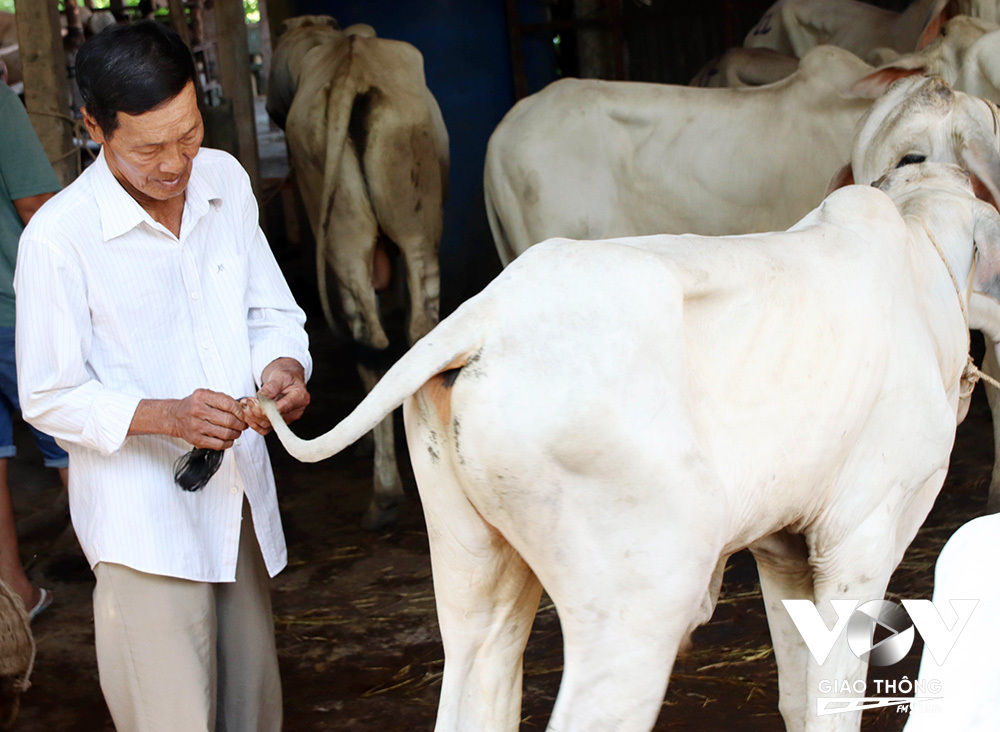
left=84, top=81, right=204, bottom=206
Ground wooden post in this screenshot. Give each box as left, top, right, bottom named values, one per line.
left=15, top=0, right=76, bottom=186
left=166, top=0, right=192, bottom=48
left=213, top=0, right=260, bottom=199
left=257, top=0, right=272, bottom=97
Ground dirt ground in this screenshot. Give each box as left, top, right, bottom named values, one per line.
left=5, top=303, right=995, bottom=731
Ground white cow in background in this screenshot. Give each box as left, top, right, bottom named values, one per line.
left=956, top=0, right=1000, bottom=24
left=690, top=46, right=801, bottom=87
left=697, top=14, right=999, bottom=89
left=259, top=162, right=1000, bottom=732
left=267, top=15, right=449, bottom=529
left=485, top=45, right=875, bottom=263
left=744, top=0, right=950, bottom=61
left=484, top=57, right=1000, bottom=264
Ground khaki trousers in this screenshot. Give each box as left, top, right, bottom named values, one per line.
left=93, top=499, right=282, bottom=732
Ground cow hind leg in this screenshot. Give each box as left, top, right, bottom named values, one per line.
left=322, top=138, right=406, bottom=529
left=544, top=544, right=723, bottom=731
left=404, top=399, right=543, bottom=732
left=357, top=365, right=404, bottom=531
left=399, top=243, right=440, bottom=345
left=362, top=111, right=444, bottom=346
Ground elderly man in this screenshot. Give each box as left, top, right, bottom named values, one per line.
left=14, top=21, right=311, bottom=732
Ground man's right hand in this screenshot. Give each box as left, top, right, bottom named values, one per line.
left=129, top=389, right=248, bottom=449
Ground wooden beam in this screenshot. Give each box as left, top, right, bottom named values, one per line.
left=213, top=0, right=260, bottom=199
left=15, top=0, right=75, bottom=186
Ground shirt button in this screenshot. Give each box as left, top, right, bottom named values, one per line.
left=191, top=291, right=199, bottom=299
left=230, top=485, right=239, bottom=495
left=234, top=438, right=241, bottom=446
left=201, top=343, right=209, bottom=350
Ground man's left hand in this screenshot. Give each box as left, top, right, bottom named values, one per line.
left=242, top=357, right=310, bottom=435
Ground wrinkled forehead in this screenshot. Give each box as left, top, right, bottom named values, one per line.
left=859, top=77, right=955, bottom=147
left=874, top=162, right=972, bottom=198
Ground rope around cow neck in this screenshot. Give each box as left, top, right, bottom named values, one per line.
left=922, top=223, right=1000, bottom=398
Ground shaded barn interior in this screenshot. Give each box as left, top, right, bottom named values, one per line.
left=6, top=1, right=994, bottom=731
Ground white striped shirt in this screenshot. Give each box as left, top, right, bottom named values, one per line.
left=14, top=147, right=312, bottom=582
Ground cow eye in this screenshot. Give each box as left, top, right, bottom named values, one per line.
left=896, top=154, right=926, bottom=168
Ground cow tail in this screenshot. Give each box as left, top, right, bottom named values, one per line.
left=315, top=49, right=361, bottom=334
left=258, top=299, right=490, bottom=463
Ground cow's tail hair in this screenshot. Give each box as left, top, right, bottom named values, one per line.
left=258, top=301, right=489, bottom=463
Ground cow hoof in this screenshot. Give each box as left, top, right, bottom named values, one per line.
left=360, top=502, right=400, bottom=531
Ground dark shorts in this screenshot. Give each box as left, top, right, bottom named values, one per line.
left=0, top=326, right=68, bottom=468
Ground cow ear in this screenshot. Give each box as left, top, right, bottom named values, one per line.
left=825, top=164, right=854, bottom=196
left=847, top=66, right=927, bottom=99
left=961, top=134, right=1000, bottom=213
left=973, top=201, right=1000, bottom=303
left=917, top=0, right=955, bottom=50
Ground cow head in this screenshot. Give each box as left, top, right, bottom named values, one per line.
left=850, top=76, right=1000, bottom=206
left=876, top=162, right=1000, bottom=365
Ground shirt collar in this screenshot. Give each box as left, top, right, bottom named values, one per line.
left=91, top=147, right=224, bottom=242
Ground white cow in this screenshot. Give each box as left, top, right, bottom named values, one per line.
left=690, top=46, right=801, bottom=87
left=267, top=15, right=449, bottom=529
left=698, top=14, right=999, bottom=91
left=485, top=54, right=1000, bottom=265
left=850, top=75, right=1000, bottom=513
left=955, top=0, right=1000, bottom=24
left=485, top=45, right=877, bottom=265
left=259, top=162, right=1000, bottom=732
left=744, top=0, right=949, bottom=61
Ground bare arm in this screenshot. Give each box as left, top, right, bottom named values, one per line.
left=129, top=389, right=249, bottom=450
left=13, top=191, right=55, bottom=225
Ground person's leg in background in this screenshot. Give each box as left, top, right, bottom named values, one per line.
left=0, top=325, right=48, bottom=616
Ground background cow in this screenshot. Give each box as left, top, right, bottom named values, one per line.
left=695, top=14, right=1000, bottom=89
left=267, top=15, right=449, bottom=529
left=744, top=0, right=950, bottom=61
left=259, top=162, right=1000, bottom=732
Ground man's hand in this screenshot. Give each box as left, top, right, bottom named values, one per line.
left=130, top=389, right=248, bottom=449
left=242, top=357, right=310, bottom=435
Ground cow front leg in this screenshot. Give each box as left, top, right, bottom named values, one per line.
left=358, top=365, right=404, bottom=531
left=802, top=549, right=897, bottom=731
left=751, top=531, right=816, bottom=732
